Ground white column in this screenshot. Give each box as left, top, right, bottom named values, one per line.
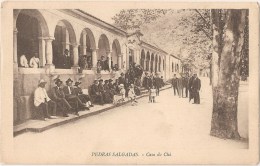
left=38, top=37, right=46, bottom=67
left=72, top=43, right=79, bottom=67
left=118, top=54, right=122, bottom=69
left=82, top=33, right=87, bottom=55
left=92, top=49, right=98, bottom=68
left=44, top=36, right=55, bottom=65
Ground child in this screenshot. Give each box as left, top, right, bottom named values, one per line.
left=113, top=84, right=126, bottom=104
left=128, top=84, right=138, bottom=106
left=149, top=85, right=157, bottom=103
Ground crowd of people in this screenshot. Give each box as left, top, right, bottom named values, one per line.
left=171, top=73, right=201, bottom=104
left=33, top=61, right=167, bottom=121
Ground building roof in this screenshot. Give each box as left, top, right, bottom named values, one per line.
left=170, top=54, right=181, bottom=60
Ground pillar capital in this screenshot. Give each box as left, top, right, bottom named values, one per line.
left=44, top=36, right=55, bottom=41
left=72, top=42, right=80, bottom=47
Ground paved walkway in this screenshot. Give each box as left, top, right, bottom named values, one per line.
left=13, top=77, right=248, bottom=163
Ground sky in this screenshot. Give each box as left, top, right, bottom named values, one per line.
left=83, top=8, right=122, bottom=24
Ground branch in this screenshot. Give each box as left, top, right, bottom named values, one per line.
left=199, top=28, right=213, bottom=40
left=194, top=9, right=211, bottom=29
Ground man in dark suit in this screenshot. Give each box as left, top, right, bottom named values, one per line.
left=182, top=73, right=189, bottom=98
left=74, top=81, right=93, bottom=109
left=171, top=74, right=178, bottom=96
left=154, top=73, right=162, bottom=96
left=58, top=49, right=71, bottom=69
left=188, top=75, right=195, bottom=102
left=51, top=79, right=71, bottom=117
left=142, top=72, right=151, bottom=90
left=63, top=78, right=88, bottom=115
left=118, top=73, right=126, bottom=86
left=192, top=74, right=201, bottom=104
left=89, top=80, right=105, bottom=105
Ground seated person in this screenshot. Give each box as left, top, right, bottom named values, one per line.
left=89, top=79, right=104, bottom=105
left=51, top=78, right=73, bottom=117
left=113, top=84, right=126, bottom=104
left=114, top=79, right=120, bottom=93
left=34, top=79, right=56, bottom=120
left=29, top=53, right=40, bottom=68
left=98, top=79, right=112, bottom=103
left=20, top=54, right=29, bottom=68
left=74, top=81, right=93, bottom=108
left=63, top=78, right=88, bottom=115
left=103, top=80, right=114, bottom=103
left=128, top=84, right=138, bottom=105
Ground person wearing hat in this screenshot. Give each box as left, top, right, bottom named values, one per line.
left=113, top=84, right=126, bottom=104
left=63, top=78, right=88, bottom=116
left=103, top=80, right=113, bottom=103
left=188, top=74, right=195, bottom=102
left=171, top=74, right=179, bottom=96
left=154, top=73, right=162, bottom=96
left=118, top=72, right=126, bottom=86
left=89, top=79, right=104, bottom=105
left=191, top=73, right=201, bottom=104
left=98, top=79, right=110, bottom=103
left=128, top=84, right=138, bottom=105
left=57, top=49, right=71, bottom=69
left=74, top=81, right=93, bottom=109
left=51, top=78, right=71, bottom=117
left=34, top=79, right=57, bottom=120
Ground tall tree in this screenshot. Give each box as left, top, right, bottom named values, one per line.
left=210, top=9, right=247, bottom=139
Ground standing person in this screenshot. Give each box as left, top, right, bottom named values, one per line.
left=51, top=78, right=72, bottom=117
left=100, top=56, right=105, bottom=70
left=149, top=85, right=157, bottom=103
left=192, top=74, right=201, bottom=104
left=118, top=73, right=126, bottom=86
left=74, top=81, right=93, bottom=109
left=59, top=49, right=71, bottom=69
left=97, top=60, right=102, bottom=74
left=160, top=76, right=165, bottom=87
left=177, top=74, right=184, bottom=98
left=171, top=74, right=178, bottom=96
left=104, top=57, right=110, bottom=71
left=154, top=73, right=161, bottom=96
left=34, top=79, right=56, bottom=120
left=182, top=73, right=189, bottom=98
left=188, top=74, right=195, bottom=102
left=78, top=55, right=87, bottom=73
left=142, top=72, right=150, bottom=90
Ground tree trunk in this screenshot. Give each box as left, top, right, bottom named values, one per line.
left=210, top=10, right=247, bottom=139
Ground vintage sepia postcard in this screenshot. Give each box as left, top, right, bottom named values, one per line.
left=0, top=1, right=259, bottom=164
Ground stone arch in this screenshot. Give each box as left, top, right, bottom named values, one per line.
left=146, top=51, right=150, bottom=71
left=15, top=9, right=50, bottom=67
left=97, top=34, right=110, bottom=61
left=141, top=49, right=145, bottom=69
left=111, top=39, right=121, bottom=69
left=52, top=19, right=77, bottom=68
left=79, top=28, right=96, bottom=69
